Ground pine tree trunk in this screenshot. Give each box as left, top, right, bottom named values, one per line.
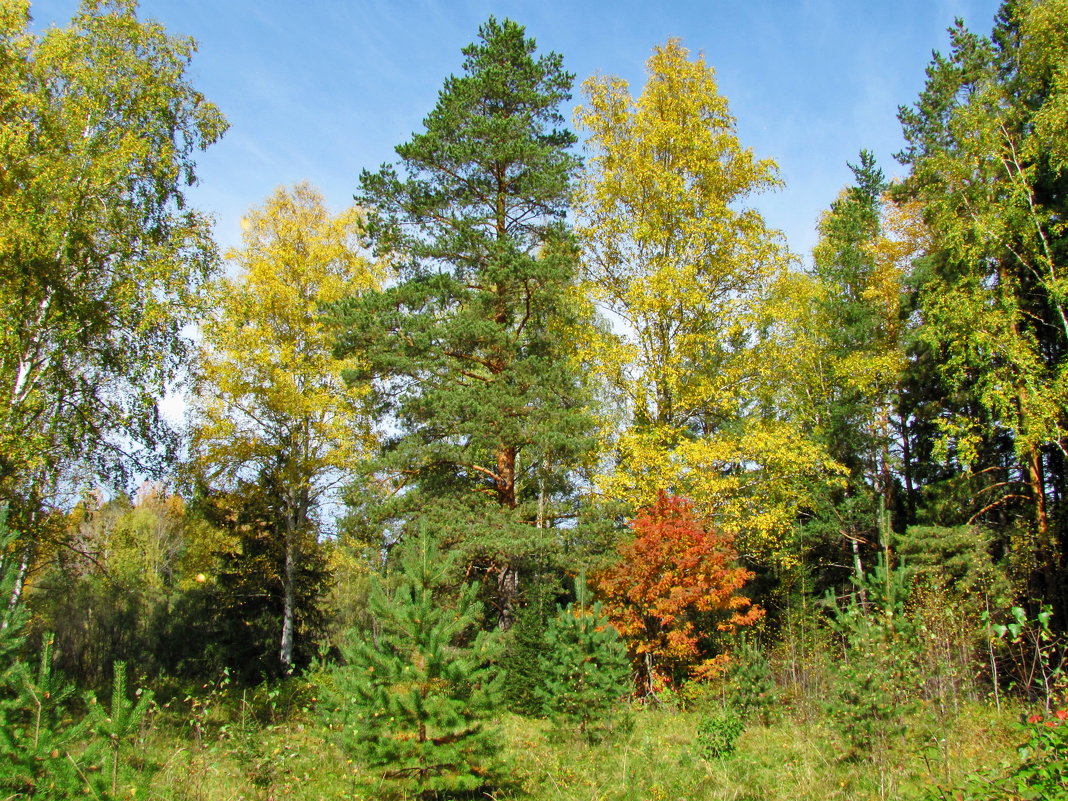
left=495, top=444, right=519, bottom=629
left=1028, top=446, right=1050, bottom=545
left=497, top=564, right=518, bottom=630
left=496, top=445, right=517, bottom=509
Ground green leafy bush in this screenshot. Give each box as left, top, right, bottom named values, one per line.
left=1010, top=708, right=1068, bottom=800
left=696, top=708, right=744, bottom=759
left=924, top=708, right=1068, bottom=801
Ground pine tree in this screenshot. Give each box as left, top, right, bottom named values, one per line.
left=0, top=517, right=89, bottom=799
left=536, top=575, right=631, bottom=737
left=800, top=152, right=907, bottom=593
left=327, top=530, right=503, bottom=797
left=85, top=661, right=155, bottom=798
left=333, top=16, right=594, bottom=627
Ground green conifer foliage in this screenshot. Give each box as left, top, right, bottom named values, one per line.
left=536, top=576, right=631, bottom=737
left=334, top=16, right=594, bottom=626
left=824, top=556, right=920, bottom=767
left=0, top=518, right=89, bottom=799
left=85, top=661, right=155, bottom=798
left=0, top=635, right=90, bottom=799
left=328, top=531, right=503, bottom=797
left=500, top=574, right=560, bottom=716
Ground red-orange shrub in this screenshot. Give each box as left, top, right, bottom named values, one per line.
left=593, top=492, right=763, bottom=695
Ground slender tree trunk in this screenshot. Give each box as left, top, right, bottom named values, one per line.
left=1028, top=446, right=1050, bottom=544
left=496, top=564, right=518, bottom=630
left=4, top=494, right=40, bottom=620
left=279, top=481, right=308, bottom=672
left=494, top=444, right=519, bottom=629
left=2, top=540, right=32, bottom=626
left=849, top=533, right=869, bottom=613
left=536, top=455, right=548, bottom=529
left=279, top=518, right=297, bottom=672
left=899, top=408, right=915, bottom=525
left=1026, top=445, right=1061, bottom=611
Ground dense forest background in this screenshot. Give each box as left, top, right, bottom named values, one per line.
left=3, top=1, right=1068, bottom=799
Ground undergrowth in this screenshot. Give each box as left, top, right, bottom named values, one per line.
left=129, top=693, right=1021, bottom=801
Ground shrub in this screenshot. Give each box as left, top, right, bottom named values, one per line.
left=924, top=708, right=1068, bottom=801
left=593, top=492, right=763, bottom=696
left=1011, top=708, right=1068, bottom=800
left=696, top=709, right=744, bottom=760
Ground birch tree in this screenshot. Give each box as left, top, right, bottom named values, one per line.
left=0, top=0, right=226, bottom=607
left=574, top=39, right=831, bottom=561
left=191, top=182, right=382, bottom=670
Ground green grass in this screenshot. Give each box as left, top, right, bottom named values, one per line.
left=126, top=695, right=1022, bottom=801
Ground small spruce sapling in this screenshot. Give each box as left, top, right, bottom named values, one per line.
left=327, top=529, right=503, bottom=797
left=536, top=574, right=631, bottom=737
left=501, top=575, right=559, bottom=716
left=725, top=637, right=778, bottom=722
left=824, top=554, right=919, bottom=768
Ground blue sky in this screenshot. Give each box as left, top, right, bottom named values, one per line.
left=30, top=0, right=1004, bottom=265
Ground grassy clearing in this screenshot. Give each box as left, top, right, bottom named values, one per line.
left=129, top=694, right=1022, bottom=801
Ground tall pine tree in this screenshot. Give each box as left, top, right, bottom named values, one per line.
left=334, top=17, right=594, bottom=627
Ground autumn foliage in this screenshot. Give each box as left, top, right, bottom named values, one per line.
left=594, top=493, right=763, bottom=695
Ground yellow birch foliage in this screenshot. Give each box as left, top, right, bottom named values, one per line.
left=574, top=40, right=833, bottom=562
left=192, top=182, right=385, bottom=507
